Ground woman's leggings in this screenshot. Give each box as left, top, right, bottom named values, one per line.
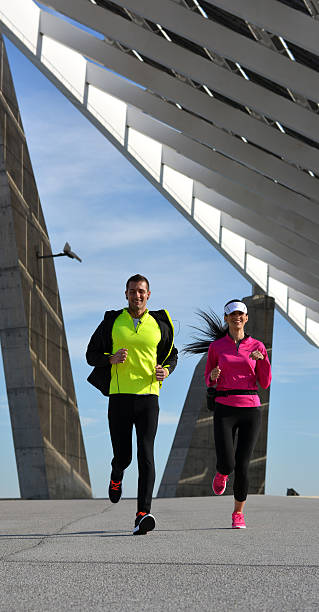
left=214, top=403, right=261, bottom=502
left=108, top=393, right=159, bottom=513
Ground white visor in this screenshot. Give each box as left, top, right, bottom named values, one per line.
left=224, top=301, right=247, bottom=315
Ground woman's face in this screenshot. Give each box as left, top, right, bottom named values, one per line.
left=224, top=310, right=248, bottom=334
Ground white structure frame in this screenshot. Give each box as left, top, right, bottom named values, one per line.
left=1, top=0, right=319, bottom=345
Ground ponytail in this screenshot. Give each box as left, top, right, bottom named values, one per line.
left=183, top=309, right=227, bottom=355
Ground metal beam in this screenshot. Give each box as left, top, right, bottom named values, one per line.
left=3, top=5, right=319, bottom=296
left=37, top=0, right=319, bottom=143
left=36, top=11, right=319, bottom=175
left=87, top=62, right=319, bottom=206
left=1, top=0, right=319, bottom=346
left=102, top=0, right=319, bottom=103
left=164, top=149, right=319, bottom=279
left=127, top=108, right=319, bottom=262
left=203, top=0, right=319, bottom=58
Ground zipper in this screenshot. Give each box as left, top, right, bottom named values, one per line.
left=116, top=364, right=120, bottom=393
left=235, top=337, right=244, bottom=354
left=161, top=309, right=174, bottom=368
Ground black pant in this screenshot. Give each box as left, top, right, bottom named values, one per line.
left=214, top=403, right=261, bottom=502
left=108, top=394, right=159, bottom=513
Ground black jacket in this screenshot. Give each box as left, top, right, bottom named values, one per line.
left=86, top=309, right=178, bottom=396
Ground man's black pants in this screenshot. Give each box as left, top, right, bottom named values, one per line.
left=108, top=394, right=159, bottom=513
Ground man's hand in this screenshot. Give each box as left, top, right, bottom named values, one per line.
left=210, top=366, right=221, bottom=381
left=249, top=350, right=264, bottom=360
left=155, top=365, right=169, bottom=381
left=109, top=348, right=128, bottom=364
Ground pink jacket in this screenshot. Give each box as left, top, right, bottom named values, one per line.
left=204, top=334, right=272, bottom=407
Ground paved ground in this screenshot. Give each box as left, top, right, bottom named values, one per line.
left=0, top=495, right=318, bottom=611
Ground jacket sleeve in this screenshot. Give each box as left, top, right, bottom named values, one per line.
left=204, top=343, right=217, bottom=387
left=255, top=342, right=272, bottom=389
left=86, top=320, right=111, bottom=367
left=163, top=345, right=178, bottom=375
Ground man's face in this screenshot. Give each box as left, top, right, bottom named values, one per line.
left=125, top=280, right=151, bottom=315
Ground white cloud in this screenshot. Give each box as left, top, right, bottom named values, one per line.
left=51, top=215, right=189, bottom=256
left=294, top=431, right=319, bottom=439
left=80, top=416, right=101, bottom=427
left=272, top=348, right=319, bottom=383
left=21, top=94, right=148, bottom=205
left=159, top=410, right=179, bottom=425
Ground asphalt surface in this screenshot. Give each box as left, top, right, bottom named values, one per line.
left=0, top=495, right=318, bottom=611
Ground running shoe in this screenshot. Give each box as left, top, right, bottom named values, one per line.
left=232, top=512, right=246, bottom=529
left=133, top=512, right=156, bottom=536
left=108, top=479, right=122, bottom=503
left=212, top=472, right=229, bottom=495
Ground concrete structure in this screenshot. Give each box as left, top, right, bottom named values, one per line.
left=1, top=0, right=319, bottom=348
left=0, top=0, right=318, bottom=500
left=158, top=293, right=274, bottom=498
left=0, top=35, right=91, bottom=499
left=0, top=496, right=318, bottom=611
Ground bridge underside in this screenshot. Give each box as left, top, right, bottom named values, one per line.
left=1, top=0, right=319, bottom=347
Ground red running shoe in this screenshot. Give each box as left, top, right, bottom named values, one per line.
left=232, top=512, right=246, bottom=529
left=212, top=472, right=229, bottom=495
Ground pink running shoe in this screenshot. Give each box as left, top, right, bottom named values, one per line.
left=212, top=472, right=228, bottom=495
left=232, top=512, right=246, bottom=529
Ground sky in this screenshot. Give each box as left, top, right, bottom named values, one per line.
left=1, top=36, right=319, bottom=500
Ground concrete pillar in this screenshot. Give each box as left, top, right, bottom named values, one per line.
left=240, top=292, right=274, bottom=495
left=0, top=35, right=92, bottom=499
left=158, top=292, right=274, bottom=498
left=157, top=355, right=211, bottom=498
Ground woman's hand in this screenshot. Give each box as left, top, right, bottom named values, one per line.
left=210, top=366, right=221, bottom=381
left=249, top=350, right=264, bottom=360
left=109, top=348, right=128, bottom=364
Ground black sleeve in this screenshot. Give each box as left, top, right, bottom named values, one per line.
left=163, top=345, right=178, bottom=375
left=86, top=320, right=111, bottom=367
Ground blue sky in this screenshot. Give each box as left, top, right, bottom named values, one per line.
left=1, top=37, right=319, bottom=499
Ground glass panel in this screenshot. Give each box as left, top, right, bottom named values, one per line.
left=87, top=85, right=127, bottom=144
left=288, top=298, right=306, bottom=330
left=306, top=318, right=319, bottom=347
left=268, top=277, right=288, bottom=311
left=193, top=198, right=220, bottom=242
left=42, top=36, right=86, bottom=102
left=1, top=0, right=40, bottom=53
left=246, top=254, right=268, bottom=291
left=128, top=128, right=162, bottom=181
left=162, top=166, right=193, bottom=213
left=221, top=227, right=245, bottom=268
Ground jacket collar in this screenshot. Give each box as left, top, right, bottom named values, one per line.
left=124, top=307, right=149, bottom=322
left=227, top=331, right=250, bottom=343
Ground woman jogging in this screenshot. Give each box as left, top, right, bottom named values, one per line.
left=184, top=299, right=271, bottom=529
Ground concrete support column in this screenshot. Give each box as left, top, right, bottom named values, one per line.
left=0, top=35, right=92, bottom=499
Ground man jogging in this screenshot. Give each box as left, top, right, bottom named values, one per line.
left=86, top=274, right=178, bottom=535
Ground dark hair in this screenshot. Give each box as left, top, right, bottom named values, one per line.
left=126, top=274, right=150, bottom=291
left=183, top=309, right=227, bottom=355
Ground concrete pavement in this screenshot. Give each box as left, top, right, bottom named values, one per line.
left=0, top=495, right=318, bottom=611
